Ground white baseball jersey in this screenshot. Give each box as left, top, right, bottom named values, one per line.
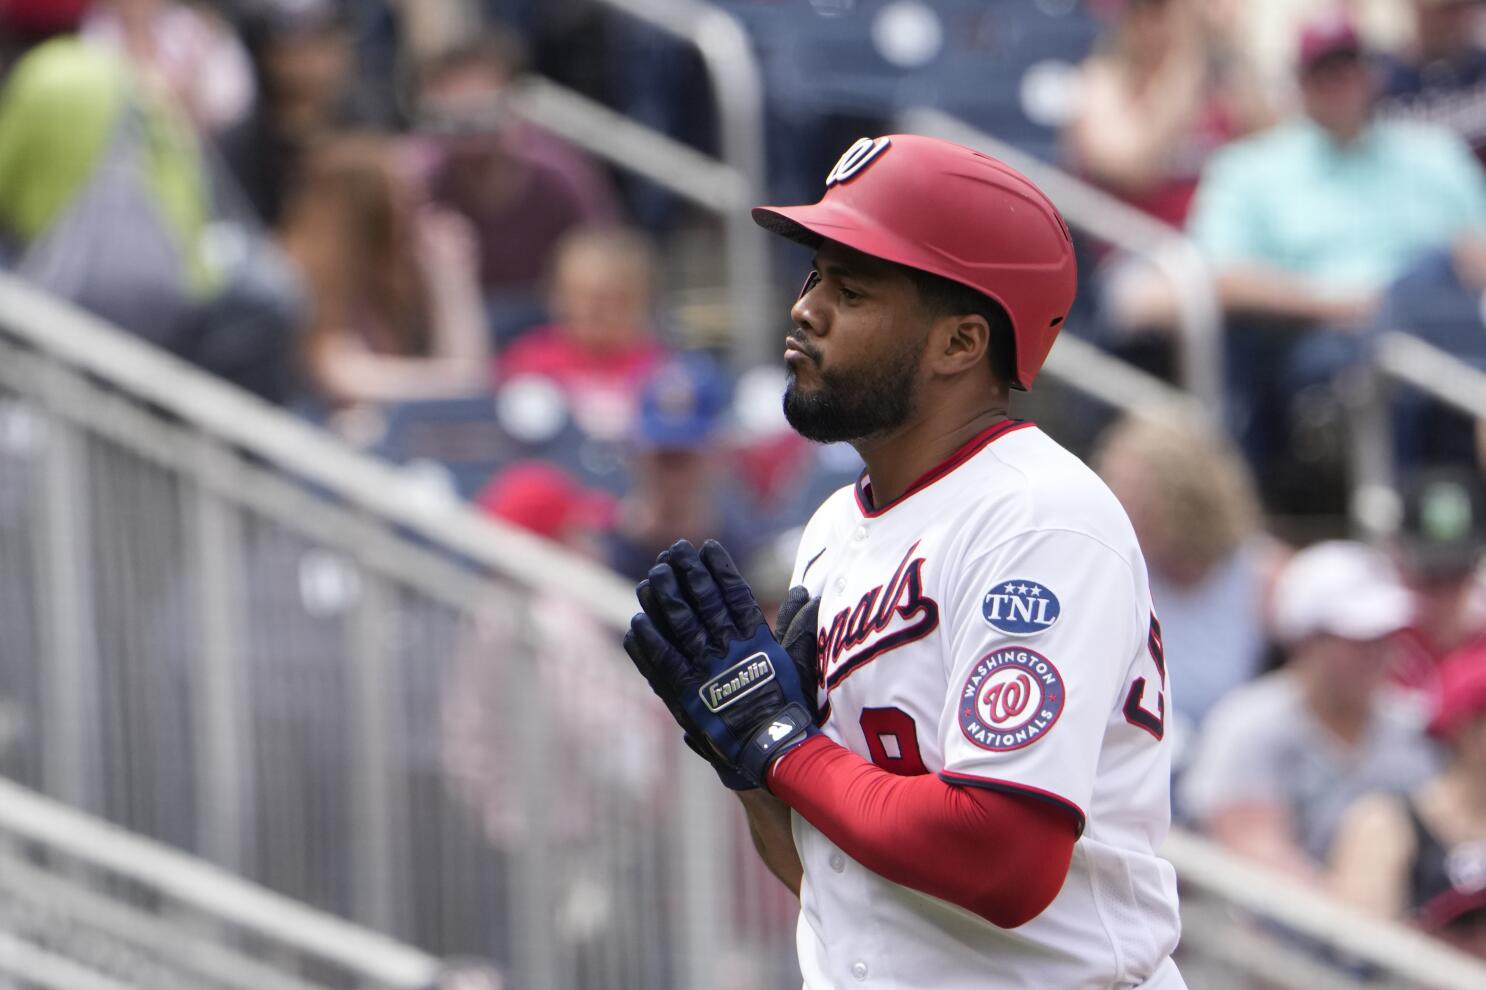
left=787, top=420, right=1184, bottom=990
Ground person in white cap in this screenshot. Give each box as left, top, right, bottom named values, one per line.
left=1182, top=541, right=1441, bottom=881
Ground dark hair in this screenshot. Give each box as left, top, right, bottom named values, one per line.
left=901, top=266, right=1017, bottom=388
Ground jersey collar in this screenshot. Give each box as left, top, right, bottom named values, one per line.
left=854, top=419, right=1033, bottom=518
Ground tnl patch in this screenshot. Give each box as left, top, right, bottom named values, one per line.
left=982, top=580, right=1060, bottom=636
left=959, top=647, right=1065, bottom=752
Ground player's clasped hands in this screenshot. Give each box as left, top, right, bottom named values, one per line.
left=622, top=539, right=822, bottom=790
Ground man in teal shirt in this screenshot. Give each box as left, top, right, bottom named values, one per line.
left=1187, top=13, right=1486, bottom=481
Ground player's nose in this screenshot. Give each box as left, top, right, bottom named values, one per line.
left=789, top=285, right=827, bottom=338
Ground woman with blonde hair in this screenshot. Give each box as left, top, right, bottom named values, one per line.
left=279, top=133, right=489, bottom=412
left=1094, top=414, right=1287, bottom=736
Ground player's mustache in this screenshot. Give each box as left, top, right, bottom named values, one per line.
left=785, top=331, right=822, bottom=364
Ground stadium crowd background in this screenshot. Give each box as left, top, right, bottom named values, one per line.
left=2, top=0, right=1486, bottom=976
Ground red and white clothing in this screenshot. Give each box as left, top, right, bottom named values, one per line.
left=785, top=420, right=1183, bottom=989
left=498, top=328, right=667, bottom=439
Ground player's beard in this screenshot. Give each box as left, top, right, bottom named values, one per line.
left=782, top=331, right=924, bottom=444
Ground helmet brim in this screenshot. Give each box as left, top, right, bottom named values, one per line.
left=753, top=201, right=947, bottom=278
left=752, top=202, right=881, bottom=251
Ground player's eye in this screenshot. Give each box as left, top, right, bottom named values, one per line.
left=839, top=285, right=863, bottom=303
left=798, top=270, right=822, bottom=299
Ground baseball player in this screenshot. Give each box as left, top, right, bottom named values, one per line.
left=624, top=135, right=1184, bottom=988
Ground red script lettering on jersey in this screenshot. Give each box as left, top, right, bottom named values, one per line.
left=818, top=542, right=940, bottom=691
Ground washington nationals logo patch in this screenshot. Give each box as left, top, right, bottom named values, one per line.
left=959, top=647, right=1065, bottom=751
left=982, top=580, right=1060, bottom=635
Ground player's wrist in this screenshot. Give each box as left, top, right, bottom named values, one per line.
left=682, top=731, right=757, bottom=790
left=739, top=703, right=819, bottom=789
left=761, top=726, right=830, bottom=793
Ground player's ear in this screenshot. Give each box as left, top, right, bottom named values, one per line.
left=927, top=312, right=990, bottom=377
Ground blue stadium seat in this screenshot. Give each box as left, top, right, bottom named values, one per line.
left=719, top=0, right=1101, bottom=160
left=371, top=393, right=631, bottom=502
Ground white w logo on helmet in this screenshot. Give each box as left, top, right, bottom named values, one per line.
left=825, top=137, right=891, bottom=187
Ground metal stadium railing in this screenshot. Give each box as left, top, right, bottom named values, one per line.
left=1344, top=332, right=1486, bottom=539
left=0, top=271, right=780, bottom=989
left=0, top=777, right=439, bottom=990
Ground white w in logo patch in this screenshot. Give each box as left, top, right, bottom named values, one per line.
left=768, top=721, right=792, bottom=741
left=826, top=137, right=891, bottom=187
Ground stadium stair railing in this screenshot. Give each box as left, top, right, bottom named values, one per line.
left=0, top=775, right=439, bottom=989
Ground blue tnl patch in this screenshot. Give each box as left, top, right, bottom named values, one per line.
left=982, top=580, right=1060, bottom=636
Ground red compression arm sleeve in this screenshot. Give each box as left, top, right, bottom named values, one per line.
left=768, top=735, right=1077, bottom=928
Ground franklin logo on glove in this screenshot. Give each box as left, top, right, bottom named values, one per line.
left=701, top=654, right=776, bottom=712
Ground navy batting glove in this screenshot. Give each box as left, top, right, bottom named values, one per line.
left=625, top=579, right=755, bottom=790
left=627, top=539, right=819, bottom=789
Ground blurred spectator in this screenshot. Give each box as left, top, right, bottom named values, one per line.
left=1186, top=11, right=1486, bottom=479
left=394, top=0, right=482, bottom=65
left=604, top=355, right=756, bottom=581
left=1379, top=0, right=1486, bottom=162
left=498, top=226, right=669, bottom=439
left=219, top=0, right=370, bottom=226
left=1330, top=641, right=1486, bottom=958
left=0, top=2, right=302, bottom=402
left=83, top=0, right=254, bottom=134
left=1235, top=0, right=1411, bottom=92
left=1093, top=414, right=1285, bottom=736
left=413, top=34, right=617, bottom=308
left=1392, top=467, right=1486, bottom=692
left=1182, top=541, right=1439, bottom=878
left=1066, top=0, right=1271, bottom=228
left=278, top=133, right=489, bottom=411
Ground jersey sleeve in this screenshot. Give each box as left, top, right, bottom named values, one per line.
left=937, top=529, right=1147, bottom=831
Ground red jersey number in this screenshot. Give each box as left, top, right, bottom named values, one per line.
left=860, top=707, right=929, bottom=776
left=1122, top=614, right=1167, bottom=740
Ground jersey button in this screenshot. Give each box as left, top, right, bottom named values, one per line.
left=834, top=576, right=847, bottom=593
left=829, top=852, right=846, bottom=873
left=852, top=526, right=867, bottom=542
left=851, top=961, right=869, bottom=981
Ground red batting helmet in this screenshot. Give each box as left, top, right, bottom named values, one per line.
left=753, top=134, right=1076, bottom=391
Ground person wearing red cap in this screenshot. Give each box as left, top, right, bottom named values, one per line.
left=474, top=459, right=615, bottom=552
left=622, top=136, right=1185, bottom=987
left=1330, top=641, right=1486, bottom=958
